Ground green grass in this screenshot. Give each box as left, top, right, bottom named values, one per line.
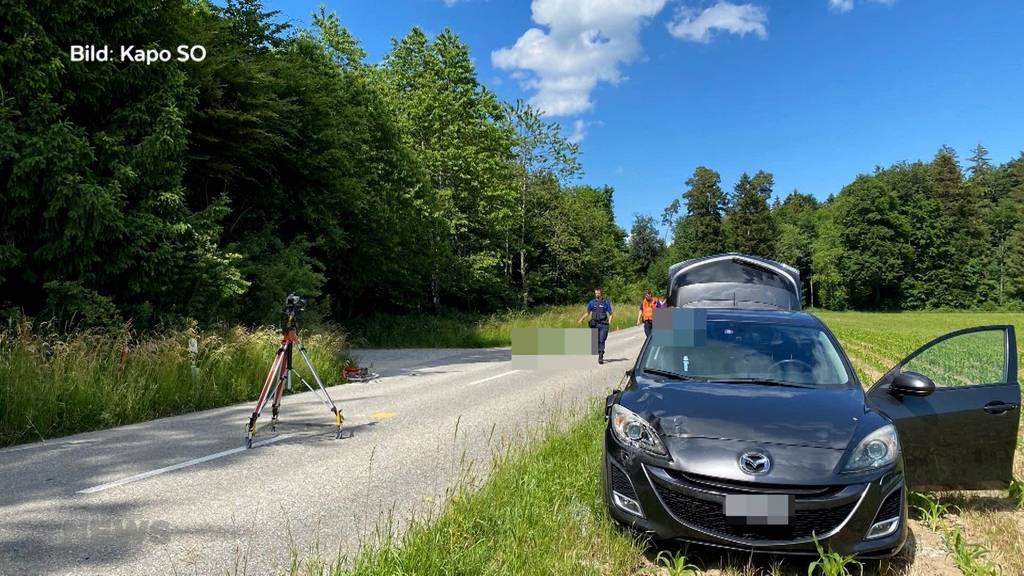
left=0, top=319, right=350, bottom=446
left=295, top=406, right=646, bottom=576
left=943, top=527, right=1000, bottom=576
left=807, top=537, right=863, bottom=576
left=348, top=304, right=639, bottom=348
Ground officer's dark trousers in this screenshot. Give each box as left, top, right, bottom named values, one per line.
left=596, top=323, right=608, bottom=356
left=643, top=320, right=652, bottom=337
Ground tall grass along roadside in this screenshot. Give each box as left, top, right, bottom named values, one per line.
left=290, top=407, right=646, bottom=576
left=0, top=319, right=349, bottom=447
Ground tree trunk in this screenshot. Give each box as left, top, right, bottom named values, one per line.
left=520, top=171, right=529, bottom=310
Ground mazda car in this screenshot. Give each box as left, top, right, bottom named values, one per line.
left=603, top=254, right=1020, bottom=557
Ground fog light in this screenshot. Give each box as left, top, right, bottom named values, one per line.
left=866, top=516, right=899, bottom=539
left=612, top=491, right=644, bottom=517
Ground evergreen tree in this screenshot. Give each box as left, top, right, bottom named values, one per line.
left=725, top=170, right=777, bottom=257
left=628, top=215, right=665, bottom=277
left=928, top=146, right=985, bottom=307
left=672, top=167, right=727, bottom=260
left=966, top=143, right=993, bottom=194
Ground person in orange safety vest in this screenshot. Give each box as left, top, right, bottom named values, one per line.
left=636, top=289, right=663, bottom=337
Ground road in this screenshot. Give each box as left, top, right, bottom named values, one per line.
left=0, top=327, right=646, bottom=576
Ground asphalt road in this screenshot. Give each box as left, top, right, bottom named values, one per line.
left=0, top=327, right=646, bottom=576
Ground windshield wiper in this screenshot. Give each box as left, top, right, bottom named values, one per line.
left=712, top=378, right=815, bottom=389
left=642, top=368, right=705, bottom=381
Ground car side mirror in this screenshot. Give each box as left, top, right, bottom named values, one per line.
left=890, top=371, right=936, bottom=397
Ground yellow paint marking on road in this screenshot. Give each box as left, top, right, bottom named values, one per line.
left=370, top=411, right=398, bottom=419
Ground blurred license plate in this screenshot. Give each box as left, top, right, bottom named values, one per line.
left=723, top=494, right=793, bottom=526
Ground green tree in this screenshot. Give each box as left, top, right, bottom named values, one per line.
left=379, top=27, right=517, bottom=310
left=672, top=167, right=727, bottom=260
left=928, top=146, right=985, bottom=307
left=811, top=199, right=847, bottom=310
left=0, top=0, right=245, bottom=326
left=725, top=170, right=777, bottom=257
left=628, top=214, right=666, bottom=277
left=835, top=176, right=912, bottom=309
left=773, top=190, right=819, bottom=303
left=506, top=100, right=579, bottom=308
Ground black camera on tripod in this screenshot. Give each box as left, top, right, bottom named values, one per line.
left=282, top=293, right=307, bottom=316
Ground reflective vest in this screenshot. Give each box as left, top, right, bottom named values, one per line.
left=641, top=297, right=659, bottom=321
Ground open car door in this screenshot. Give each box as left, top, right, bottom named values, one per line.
left=866, top=326, right=1019, bottom=491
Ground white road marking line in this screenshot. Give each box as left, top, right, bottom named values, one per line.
left=76, top=434, right=295, bottom=495
left=466, top=370, right=520, bottom=385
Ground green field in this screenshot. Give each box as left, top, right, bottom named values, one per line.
left=816, top=311, right=1024, bottom=386
left=317, top=311, right=1024, bottom=576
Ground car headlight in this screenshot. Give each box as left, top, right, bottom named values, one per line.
left=610, top=404, right=668, bottom=457
left=842, top=424, right=899, bottom=473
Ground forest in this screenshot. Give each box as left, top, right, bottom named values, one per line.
left=647, top=144, right=1024, bottom=311
left=3, top=0, right=1024, bottom=333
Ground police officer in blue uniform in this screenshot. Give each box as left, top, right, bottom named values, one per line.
left=578, top=287, right=613, bottom=364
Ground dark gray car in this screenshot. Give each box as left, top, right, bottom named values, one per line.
left=603, top=254, right=1019, bottom=557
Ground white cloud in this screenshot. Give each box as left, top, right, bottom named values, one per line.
left=828, top=0, right=854, bottom=12
left=491, top=0, right=667, bottom=116
left=667, top=1, right=768, bottom=43
left=566, top=118, right=602, bottom=143
left=829, top=0, right=895, bottom=13
left=567, top=119, right=588, bottom=143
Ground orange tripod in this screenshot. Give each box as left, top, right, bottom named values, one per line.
left=245, top=298, right=343, bottom=448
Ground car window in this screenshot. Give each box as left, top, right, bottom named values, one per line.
left=901, top=329, right=1007, bottom=387
left=641, top=319, right=851, bottom=387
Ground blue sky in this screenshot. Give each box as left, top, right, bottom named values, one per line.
left=262, top=0, right=1024, bottom=230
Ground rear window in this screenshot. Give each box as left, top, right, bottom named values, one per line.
left=641, top=319, right=852, bottom=387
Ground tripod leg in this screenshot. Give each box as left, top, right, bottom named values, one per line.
left=247, top=346, right=285, bottom=448
left=270, top=368, right=287, bottom=431
left=295, top=339, right=344, bottom=439
left=271, top=341, right=294, bottom=430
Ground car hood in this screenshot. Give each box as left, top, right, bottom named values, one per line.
left=622, top=377, right=865, bottom=450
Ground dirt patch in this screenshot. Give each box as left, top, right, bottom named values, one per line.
left=889, top=521, right=961, bottom=576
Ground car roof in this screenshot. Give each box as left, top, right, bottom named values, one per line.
left=701, top=307, right=824, bottom=328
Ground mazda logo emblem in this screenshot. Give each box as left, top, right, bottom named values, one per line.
left=738, top=451, right=771, bottom=475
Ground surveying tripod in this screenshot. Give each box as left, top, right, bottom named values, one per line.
left=245, top=294, right=344, bottom=448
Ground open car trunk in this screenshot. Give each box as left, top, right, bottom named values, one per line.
left=666, top=253, right=801, bottom=310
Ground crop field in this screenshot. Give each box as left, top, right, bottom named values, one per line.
left=817, top=311, right=1024, bottom=576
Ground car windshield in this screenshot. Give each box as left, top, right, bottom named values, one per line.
left=640, top=319, right=851, bottom=387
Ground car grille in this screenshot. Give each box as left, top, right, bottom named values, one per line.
left=609, top=464, right=637, bottom=499
left=875, top=488, right=902, bottom=522
left=652, top=482, right=856, bottom=542
left=663, top=469, right=843, bottom=498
